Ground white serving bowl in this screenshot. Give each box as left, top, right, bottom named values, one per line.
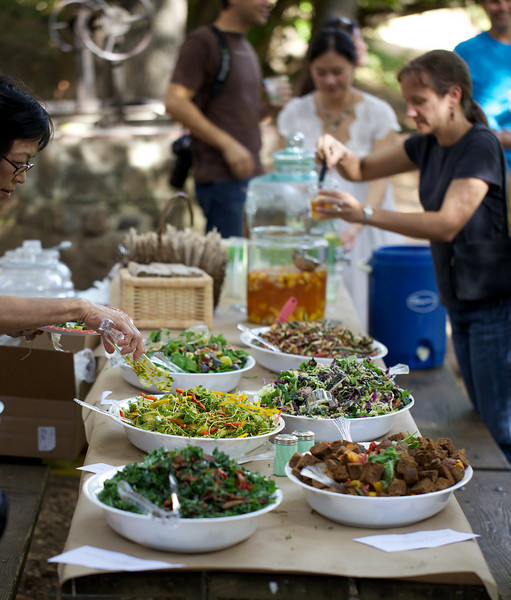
left=239, top=326, right=387, bottom=374
left=83, top=466, right=283, bottom=552
left=119, top=355, right=256, bottom=394
left=285, top=462, right=473, bottom=528
left=280, top=397, right=414, bottom=443
left=109, top=398, right=285, bottom=459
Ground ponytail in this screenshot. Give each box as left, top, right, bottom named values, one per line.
left=463, top=96, right=488, bottom=126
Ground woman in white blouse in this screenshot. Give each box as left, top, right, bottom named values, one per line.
left=277, top=19, right=402, bottom=329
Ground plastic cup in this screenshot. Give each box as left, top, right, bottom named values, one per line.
left=263, top=75, right=289, bottom=107
left=311, top=196, right=335, bottom=220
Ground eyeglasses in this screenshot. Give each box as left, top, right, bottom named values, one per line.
left=2, top=155, right=35, bottom=176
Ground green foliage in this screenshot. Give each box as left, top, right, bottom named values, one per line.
left=0, top=0, right=479, bottom=101
left=0, top=0, right=74, bottom=98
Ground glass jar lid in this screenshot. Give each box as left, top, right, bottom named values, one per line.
left=272, top=132, right=316, bottom=174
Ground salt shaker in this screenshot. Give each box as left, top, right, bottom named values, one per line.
left=292, top=430, right=315, bottom=454
left=273, top=433, right=298, bottom=476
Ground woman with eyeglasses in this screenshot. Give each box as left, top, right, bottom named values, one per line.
left=277, top=19, right=401, bottom=329
left=315, top=50, right=511, bottom=464
left=0, top=76, right=145, bottom=359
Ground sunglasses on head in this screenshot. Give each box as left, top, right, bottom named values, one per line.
left=323, top=17, right=358, bottom=34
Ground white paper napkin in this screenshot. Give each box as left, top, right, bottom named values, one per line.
left=354, top=529, right=479, bottom=552
left=48, top=546, right=183, bottom=571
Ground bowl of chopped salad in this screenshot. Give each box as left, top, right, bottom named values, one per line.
left=255, top=357, right=414, bottom=442
left=285, top=432, right=472, bottom=528
left=120, top=326, right=255, bottom=393
left=83, top=446, right=283, bottom=552
left=109, top=386, right=285, bottom=459
left=239, top=321, right=387, bottom=374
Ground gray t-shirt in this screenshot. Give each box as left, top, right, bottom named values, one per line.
left=171, top=26, right=264, bottom=183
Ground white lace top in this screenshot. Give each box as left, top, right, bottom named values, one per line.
left=277, top=91, right=403, bottom=329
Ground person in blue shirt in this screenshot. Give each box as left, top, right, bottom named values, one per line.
left=455, top=0, right=511, bottom=169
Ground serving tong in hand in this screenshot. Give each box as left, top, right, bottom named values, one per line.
left=99, top=318, right=174, bottom=390
left=117, top=474, right=181, bottom=523
left=150, top=352, right=186, bottom=374
left=146, top=324, right=211, bottom=373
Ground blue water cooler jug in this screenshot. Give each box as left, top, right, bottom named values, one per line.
left=368, top=245, right=446, bottom=369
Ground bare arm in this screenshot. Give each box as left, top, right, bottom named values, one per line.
left=316, top=133, right=416, bottom=181
left=165, top=82, right=255, bottom=179
left=339, top=131, right=399, bottom=250
left=316, top=177, right=489, bottom=242
left=0, top=297, right=145, bottom=360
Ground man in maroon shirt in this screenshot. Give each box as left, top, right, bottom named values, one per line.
left=165, top=0, right=273, bottom=237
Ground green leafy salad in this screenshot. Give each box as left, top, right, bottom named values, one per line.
left=121, top=386, right=281, bottom=438
left=257, top=356, right=412, bottom=419
left=98, top=446, right=278, bottom=518
left=146, top=327, right=250, bottom=374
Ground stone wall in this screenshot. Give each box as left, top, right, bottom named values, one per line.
left=0, top=119, right=199, bottom=291
left=0, top=117, right=280, bottom=293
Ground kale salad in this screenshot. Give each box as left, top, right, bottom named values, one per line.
left=98, top=446, right=278, bottom=518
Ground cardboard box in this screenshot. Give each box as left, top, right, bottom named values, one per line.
left=0, top=346, right=90, bottom=460
left=15, top=329, right=100, bottom=353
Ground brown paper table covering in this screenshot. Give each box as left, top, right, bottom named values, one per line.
left=59, top=285, right=498, bottom=599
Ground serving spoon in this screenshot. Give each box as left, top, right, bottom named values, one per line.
left=292, top=250, right=321, bottom=272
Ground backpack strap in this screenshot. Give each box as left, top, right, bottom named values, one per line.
left=209, top=25, right=231, bottom=99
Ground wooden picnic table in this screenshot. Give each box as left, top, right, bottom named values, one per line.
left=408, top=367, right=511, bottom=600
left=58, top=283, right=506, bottom=600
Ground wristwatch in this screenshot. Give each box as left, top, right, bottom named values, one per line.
left=362, top=205, right=374, bottom=224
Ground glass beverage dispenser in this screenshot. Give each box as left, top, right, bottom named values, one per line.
left=247, top=227, right=328, bottom=324
left=245, top=132, right=318, bottom=233
left=244, top=132, right=332, bottom=324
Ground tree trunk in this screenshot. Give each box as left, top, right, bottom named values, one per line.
left=311, top=0, right=358, bottom=38
left=120, top=0, right=188, bottom=104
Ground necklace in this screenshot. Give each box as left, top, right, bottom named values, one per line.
left=320, top=93, right=354, bottom=132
